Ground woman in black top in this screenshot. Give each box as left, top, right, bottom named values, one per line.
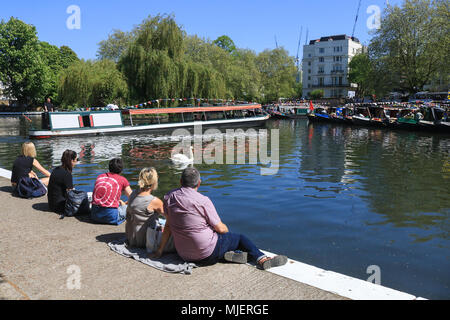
left=47, top=150, right=78, bottom=213
left=11, top=142, right=51, bottom=189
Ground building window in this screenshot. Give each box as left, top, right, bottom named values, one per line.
left=308, top=69, right=311, bottom=74
left=319, top=48, right=325, bottom=53
left=308, top=61, right=311, bottom=66
left=318, top=66, right=324, bottom=74
left=319, top=57, right=324, bottom=62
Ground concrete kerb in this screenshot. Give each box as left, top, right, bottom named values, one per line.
left=0, top=168, right=426, bottom=300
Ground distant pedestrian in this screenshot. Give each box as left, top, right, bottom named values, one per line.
left=44, top=98, right=54, bottom=112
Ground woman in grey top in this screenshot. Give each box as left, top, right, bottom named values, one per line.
left=125, top=167, right=172, bottom=256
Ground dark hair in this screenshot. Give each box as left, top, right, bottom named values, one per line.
left=181, top=167, right=200, bottom=188
left=61, top=150, right=77, bottom=172
left=109, top=158, right=123, bottom=174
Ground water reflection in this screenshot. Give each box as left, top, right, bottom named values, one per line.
left=300, top=121, right=450, bottom=233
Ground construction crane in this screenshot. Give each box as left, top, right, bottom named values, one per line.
left=295, top=27, right=303, bottom=83
left=352, top=0, right=362, bottom=39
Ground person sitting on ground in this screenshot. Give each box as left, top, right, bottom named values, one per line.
left=163, top=167, right=288, bottom=270
left=91, top=158, right=132, bottom=225
left=47, top=150, right=78, bottom=213
left=11, top=142, right=51, bottom=192
left=125, top=167, right=172, bottom=256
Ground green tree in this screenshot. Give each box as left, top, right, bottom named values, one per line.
left=97, top=29, right=134, bottom=62
left=119, top=14, right=186, bottom=101
left=256, top=48, right=297, bottom=103
left=59, top=46, right=79, bottom=69
left=213, top=35, right=236, bottom=55
left=348, top=53, right=375, bottom=98
left=309, top=89, right=324, bottom=99
left=58, top=59, right=128, bottom=108
left=369, top=0, right=450, bottom=94
left=0, top=17, right=47, bottom=106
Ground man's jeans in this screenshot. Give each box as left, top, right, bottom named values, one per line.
left=198, top=232, right=266, bottom=266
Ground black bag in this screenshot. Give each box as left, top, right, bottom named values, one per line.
left=15, top=177, right=47, bottom=199
left=62, top=190, right=91, bottom=218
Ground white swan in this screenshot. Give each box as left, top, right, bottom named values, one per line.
left=170, top=146, right=194, bottom=165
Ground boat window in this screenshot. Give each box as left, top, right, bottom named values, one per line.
left=168, top=113, right=183, bottom=123
left=207, top=111, right=225, bottom=120
left=131, top=114, right=160, bottom=125
left=82, top=115, right=92, bottom=127
left=235, top=110, right=244, bottom=118
left=183, top=113, right=194, bottom=122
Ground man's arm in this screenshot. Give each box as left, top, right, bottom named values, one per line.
left=213, top=221, right=229, bottom=234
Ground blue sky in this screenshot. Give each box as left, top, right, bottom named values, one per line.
left=1, top=0, right=402, bottom=60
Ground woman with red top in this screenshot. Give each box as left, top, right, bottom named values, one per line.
left=90, top=158, right=132, bottom=225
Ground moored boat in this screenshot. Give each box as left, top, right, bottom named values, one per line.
left=307, top=107, right=331, bottom=123
left=29, top=103, right=268, bottom=139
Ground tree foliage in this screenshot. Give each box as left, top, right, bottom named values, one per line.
left=0, top=17, right=79, bottom=106
left=368, top=0, right=450, bottom=94
left=348, top=53, right=376, bottom=97
left=59, top=59, right=128, bottom=108
left=0, top=17, right=47, bottom=105
left=213, top=35, right=237, bottom=55
left=256, top=48, right=297, bottom=103
left=97, top=29, right=134, bottom=62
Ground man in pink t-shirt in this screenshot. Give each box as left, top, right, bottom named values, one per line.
left=164, top=167, right=288, bottom=270
left=91, top=158, right=132, bottom=225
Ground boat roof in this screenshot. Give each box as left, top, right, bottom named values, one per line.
left=128, top=104, right=261, bottom=115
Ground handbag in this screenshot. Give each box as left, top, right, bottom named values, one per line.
left=62, top=189, right=91, bottom=218
left=15, top=177, right=47, bottom=199
left=146, top=219, right=176, bottom=254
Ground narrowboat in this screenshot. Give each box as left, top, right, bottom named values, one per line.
left=307, top=107, right=331, bottom=123
left=29, top=103, right=269, bottom=139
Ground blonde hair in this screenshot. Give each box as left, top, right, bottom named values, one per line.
left=138, top=167, right=158, bottom=191
left=21, top=142, right=37, bottom=158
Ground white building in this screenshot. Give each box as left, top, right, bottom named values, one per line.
left=302, top=34, right=363, bottom=99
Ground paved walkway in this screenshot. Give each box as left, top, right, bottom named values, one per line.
left=0, top=177, right=344, bottom=300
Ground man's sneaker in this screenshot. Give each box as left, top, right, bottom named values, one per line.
left=224, top=251, right=248, bottom=264
left=258, top=255, right=288, bottom=270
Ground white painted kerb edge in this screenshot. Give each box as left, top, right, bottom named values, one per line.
left=0, top=168, right=427, bottom=300
left=0, top=168, right=11, bottom=180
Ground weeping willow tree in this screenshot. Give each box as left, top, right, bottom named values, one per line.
left=119, top=15, right=184, bottom=102
left=58, top=59, right=128, bottom=108
left=119, top=15, right=230, bottom=104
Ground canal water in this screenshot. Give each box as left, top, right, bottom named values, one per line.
left=0, top=116, right=449, bottom=299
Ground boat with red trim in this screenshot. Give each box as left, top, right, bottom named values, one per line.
left=29, top=103, right=269, bottom=139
